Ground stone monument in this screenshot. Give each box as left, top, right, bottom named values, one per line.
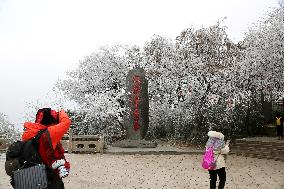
left=113, top=67, right=157, bottom=148
left=126, top=67, right=149, bottom=139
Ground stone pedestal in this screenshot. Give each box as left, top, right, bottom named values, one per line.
left=112, top=139, right=157, bottom=148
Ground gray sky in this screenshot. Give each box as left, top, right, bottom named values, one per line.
left=0, top=0, right=280, bottom=129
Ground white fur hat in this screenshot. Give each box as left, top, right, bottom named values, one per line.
left=208, top=131, right=224, bottom=140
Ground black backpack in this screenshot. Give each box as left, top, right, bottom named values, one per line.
left=5, top=129, right=46, bottom=176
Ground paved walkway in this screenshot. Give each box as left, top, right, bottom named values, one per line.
left=237, top=137, right=284, bottom=143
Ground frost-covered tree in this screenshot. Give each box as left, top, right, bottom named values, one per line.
left=137, top=24, right=243, bottom=142
left=56, top=45, right=141, bottom=137
left=0, top=113, right=19, bottom=141
left=174, top=23, right=242, bottom=141
left=141, top=35, right=181, bottom=138
left=242, top=6, right=284, bottom=98
left=237, top=5, right=284, bottom=133
left=55, top=6, right=284, bottom=143
left=56, top=24, right=243, bottom=143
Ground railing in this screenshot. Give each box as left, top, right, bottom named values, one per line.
left=61, top=131, right=105, bottom=153
left=0, top=132, right=105, bottom=154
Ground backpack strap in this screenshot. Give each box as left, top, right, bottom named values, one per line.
left=28, top=129, right=47, bottom=164
left=45, top=129, right=57, bottom=161
left=210, top=140, right=220, bottom=159
left=32, top=129, right=47, bottom=149
left=34, top=129, right=57, bottom=162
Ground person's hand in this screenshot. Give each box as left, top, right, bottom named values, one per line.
left=58, top=110, right=66, bottom=121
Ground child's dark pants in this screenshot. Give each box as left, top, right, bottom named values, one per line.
left=208, top=167, right=226, bottom=189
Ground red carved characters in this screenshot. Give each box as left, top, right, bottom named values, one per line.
left=132, top=75, right=141, bottom=131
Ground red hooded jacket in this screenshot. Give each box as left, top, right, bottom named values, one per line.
left=22, top=110, right=71, bottom=179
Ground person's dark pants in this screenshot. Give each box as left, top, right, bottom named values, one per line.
left=47, top=179, right=64, bottom=189
left=276, top=125, right=283, bottom=138
left=208, top=167, right=226, bottom=189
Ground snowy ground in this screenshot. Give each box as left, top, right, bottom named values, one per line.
left=1, top=153, right=284, bottom=189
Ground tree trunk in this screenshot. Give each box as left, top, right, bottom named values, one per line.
left=245, top=101, right=251, bottom=136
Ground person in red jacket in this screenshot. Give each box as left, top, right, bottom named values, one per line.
left=22, top=108, right=71, bottom=189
